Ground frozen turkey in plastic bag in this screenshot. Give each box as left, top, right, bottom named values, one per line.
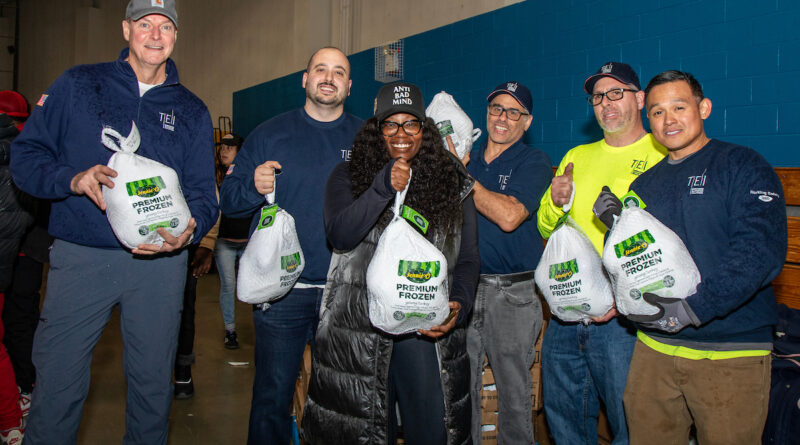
left=237, top=180, right=305, bottom=305
left=535, top=215, right=614, bottom=322
left=101, top=121, right=191, bottom=250
left=367, top=172, right=450, bottom=335
left=603, top=204, right=701, bottom=316
left=425, top=91, right=482, bottom=160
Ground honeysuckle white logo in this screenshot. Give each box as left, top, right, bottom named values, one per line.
left=601, top=63, right=613, bottom=73
left=507, top=82, right=518, bottom=92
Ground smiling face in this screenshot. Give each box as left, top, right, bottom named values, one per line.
left=486, top=93, right=531, bottom=149
left=302, top=48, right=351, bottom=109
left=646, top=80, right=711, bottom=160
left=122, top=14, right=176, bottom=79
left=592, top=76, right=644, bottom=137
left=382, top=113, right=423, bottom=162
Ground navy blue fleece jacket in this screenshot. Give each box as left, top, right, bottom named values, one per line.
left=629, top=139, right=787, bottom=345
left=10, top=49, right=218, bottom=249
left=219, top=108, right=362, bottom=285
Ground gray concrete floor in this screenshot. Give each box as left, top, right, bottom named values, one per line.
left=75, top=271, right=257, bottom=444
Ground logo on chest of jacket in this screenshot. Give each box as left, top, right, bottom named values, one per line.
left=159, top=110, right=176, bottom=131
left=497, top=169, right=513, bottom=191
left=630, top=159, right=648, bottom=176
left=687, top=169, right=707, bottom=195
left=341, top=145, right=352, bottom=161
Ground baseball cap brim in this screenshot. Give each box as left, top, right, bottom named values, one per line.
left=584, top=73, right=637, bottom=94
left=128, top=9, right=177, bottom=26
left=486, top=90, right=529, bottom=113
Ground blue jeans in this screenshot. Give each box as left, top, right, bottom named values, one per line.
left=213, top=238, right=247, bottom=331
left=467, top=273, right=542, bottom=445
left=541, top=317, right=636, bottom=445
left=26, top=240, right=186, bottom=445
left=247, top=287, right=322, bottom=445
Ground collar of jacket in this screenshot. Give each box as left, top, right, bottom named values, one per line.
left=114, top=48, right=180, bottom=89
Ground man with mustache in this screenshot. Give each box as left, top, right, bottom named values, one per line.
left=536, top=62, right=666, bottom=444
left=219, top=46, right=362, bottom=445
left=463, top=81, right=552, bottom=444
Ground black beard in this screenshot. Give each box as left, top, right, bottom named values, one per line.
left=306, top=82, right=346, bottom=107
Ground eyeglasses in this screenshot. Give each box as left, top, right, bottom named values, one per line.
left=488, top=104, right=529, bottom=121
left=587, top=88, right=639, bottom=105
left=380, top=119, right=423, bottom=136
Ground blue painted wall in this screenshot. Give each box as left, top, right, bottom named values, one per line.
left=233, top=0, right=800, bottom=166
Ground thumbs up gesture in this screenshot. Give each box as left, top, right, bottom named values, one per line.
left=551, top=162, right=574, bottom=206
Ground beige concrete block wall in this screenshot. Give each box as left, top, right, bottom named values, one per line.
left=15, top=0, right=520, bottom=122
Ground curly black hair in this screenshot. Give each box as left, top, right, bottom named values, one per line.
left=349, top=116, right=462, bottom=233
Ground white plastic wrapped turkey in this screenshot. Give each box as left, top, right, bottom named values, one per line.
left=425, top=91, right=481, bottom=160
left=101, top=121, right=191, bottom=250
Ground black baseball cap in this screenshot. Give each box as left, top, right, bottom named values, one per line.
left=487, top=81, right=532, bottom=114
left=584, top=62, right=641, bottom=94
left=219, top=133, right=243, bottom=147
left=374, top=82, right=426, bottom=122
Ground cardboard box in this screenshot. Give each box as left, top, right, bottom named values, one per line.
left=481, top=385, right=498, bottom=412
left=480, top=424, right=498, bottom=445
left=481, top=409, right=498, bottom=426
left=292, top=345, right=313, bottom=428
left=534, top=410, right=552, bottom=445
left=481, top=363, right=494, bottom=386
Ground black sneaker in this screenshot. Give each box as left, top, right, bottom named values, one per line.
left=224, top=330, right=239, bottom=349
left=174, top=377, right=193, bottom=399
left=174, top=365, right=194, bottom=399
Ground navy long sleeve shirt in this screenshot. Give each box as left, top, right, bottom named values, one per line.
left=629, top=139, right=787, bottom=346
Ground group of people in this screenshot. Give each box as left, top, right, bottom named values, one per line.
left=1, top=0, right=788, bottom=444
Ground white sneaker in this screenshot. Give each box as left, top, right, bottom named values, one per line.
left=18, top=390, right=30, bottom=418
left=0, top=426, right=24, bottom=445
left=17, top=389, right=30, bottom=429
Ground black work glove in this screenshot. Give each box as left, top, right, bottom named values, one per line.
left=627, top=292, right=701, bottom=334
left=592, top=186, right=622, bottom=230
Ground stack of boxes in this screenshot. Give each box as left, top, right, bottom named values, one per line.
left=292, top=344, right=313, bottom=444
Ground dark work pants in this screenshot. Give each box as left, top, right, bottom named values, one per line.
left=1, top=254, right=43, bottom=393
left=387, top=334, right=447, bottom=445
left=176, top=245, right=197, bottom=367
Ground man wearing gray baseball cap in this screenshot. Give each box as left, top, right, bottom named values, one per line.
left=126, top=0, right=178, bottom=27
left=10, top=0, right=217, bottom=443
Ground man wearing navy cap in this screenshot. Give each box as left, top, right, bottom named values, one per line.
left=536, top=62, right=666, bottom=444
left=10, top=0, right=217, bottom=443
left=463, top=81, right=552, bottom=444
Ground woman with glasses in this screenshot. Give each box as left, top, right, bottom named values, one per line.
left=301, top=82, right=479, bottom=445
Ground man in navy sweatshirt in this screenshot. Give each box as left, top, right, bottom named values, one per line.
left=9, top=1, right=217, bottom=444
left=219, top=46, right=362, bottom=445
left=595, top=70, right=787, bottom=444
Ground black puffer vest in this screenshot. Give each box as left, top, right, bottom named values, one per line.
left=301, top=167, right=474, bottom=445
left=0, top=120, right=33, bottom=290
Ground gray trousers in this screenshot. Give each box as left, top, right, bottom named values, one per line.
left=467, top=272, right=542, bottom=445
left=25, top=240, right=187, bottom=445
